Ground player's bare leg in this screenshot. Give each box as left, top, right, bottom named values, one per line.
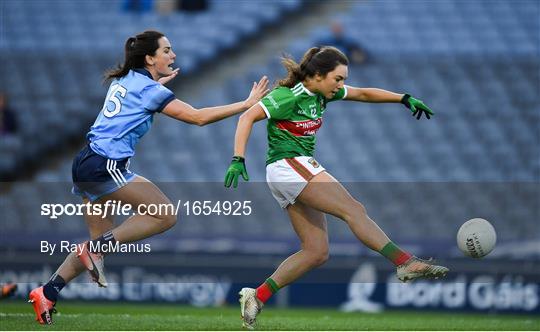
left=240, top=202, right=328, bottom=329
left=50, top=176, right=176, bottom=287
left=75, top=176, right=177, bottom=286
left=298, top=171, right=448, bottom=281
left=271, top=201, right=329, bottom=287
left=103, top=176, right=177, bottom=243
left=30, top=176, right=179, bottom=323
left=73, top=198, right=117, bottom=287
left=298, top=171, right=389, bottom=250
left=57, top=204, right=115, bottom=285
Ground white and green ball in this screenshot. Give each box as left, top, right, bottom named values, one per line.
left=457, top=218, right=497, bottom=258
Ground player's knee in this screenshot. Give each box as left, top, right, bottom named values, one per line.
left=159, top=211, right=177, bottom=231
left=307, top=247, right=329, bottom=267
left=148, top=205, right=177, bottom=232
left=341, top=201, right=367, bottom=224
left=149, top=200, right=177, bottom=231
left=353, top=201, right=367, bottom=216
left=312, top=251, right=330, bottom=267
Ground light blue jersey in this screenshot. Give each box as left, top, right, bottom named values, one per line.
left=87, top=69, right=175, bottom=159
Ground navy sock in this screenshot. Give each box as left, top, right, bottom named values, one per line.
left=89, top=230, right=116, bottom=253
left=43, top=274, right=66, bottom=302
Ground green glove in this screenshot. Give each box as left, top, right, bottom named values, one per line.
left=224, top=156, right=249, bottom=188
left=401, top=94, right=434, bottom=120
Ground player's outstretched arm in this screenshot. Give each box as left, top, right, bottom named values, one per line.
left=224, top=104, right=266, bottom=188
left=345, top=87, right=434, bottom=120
left=162, top=76, right=269, bottom=126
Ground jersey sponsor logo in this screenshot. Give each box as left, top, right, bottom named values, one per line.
left=276, top=118, right=322, bottom=136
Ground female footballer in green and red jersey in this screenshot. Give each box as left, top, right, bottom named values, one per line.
left=224, top=46, right=448, bottom=329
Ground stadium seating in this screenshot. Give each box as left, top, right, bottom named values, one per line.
left=321, top=0, right=539, bottom=57
left=0, top=0, right=302, bottom=179
left=1, top=0, right=538, bottom=259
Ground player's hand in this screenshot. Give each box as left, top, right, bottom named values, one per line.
left=401, top=94, right=434, bottom=120
left=158, top=68, right=180, bottom=85
left=243, top=76, right=270, bottom=109
left=224, top=156, right=249, bottom=188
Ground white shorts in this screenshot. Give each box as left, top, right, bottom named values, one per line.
left=266, top=156, right=326, bottom=208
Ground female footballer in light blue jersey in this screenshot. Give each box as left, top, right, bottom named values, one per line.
left=29, top=30, right=269, bottom=324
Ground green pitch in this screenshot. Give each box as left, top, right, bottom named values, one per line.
left=0, top=300, right=538, bottom=330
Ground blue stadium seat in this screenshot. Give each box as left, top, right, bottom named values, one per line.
left=0, top=0, right=305, bottom=180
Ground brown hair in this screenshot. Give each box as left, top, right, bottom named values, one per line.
left=104, top=30, right=165, bottom=81
left=277, top=46, right=349, bottom=88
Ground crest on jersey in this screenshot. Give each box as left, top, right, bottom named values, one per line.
left=308, top=158, right=320, bottom=168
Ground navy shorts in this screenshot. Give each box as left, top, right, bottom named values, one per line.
left=72, top=145, right=137, bottom=202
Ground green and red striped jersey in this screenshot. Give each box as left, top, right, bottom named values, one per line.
left=259, top=82, right=347, bottom=165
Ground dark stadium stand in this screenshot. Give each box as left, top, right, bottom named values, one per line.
left=0, top=0, right=302, bottom=180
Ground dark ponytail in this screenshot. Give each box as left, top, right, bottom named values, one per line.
left=104, top=30, right=165, bottom=82
left=277, top=46, right=349, bottom=88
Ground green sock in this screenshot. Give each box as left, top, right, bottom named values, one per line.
left=265, top=278, right=280, bottom=293
left=380, top=241, right=412, bottom=266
